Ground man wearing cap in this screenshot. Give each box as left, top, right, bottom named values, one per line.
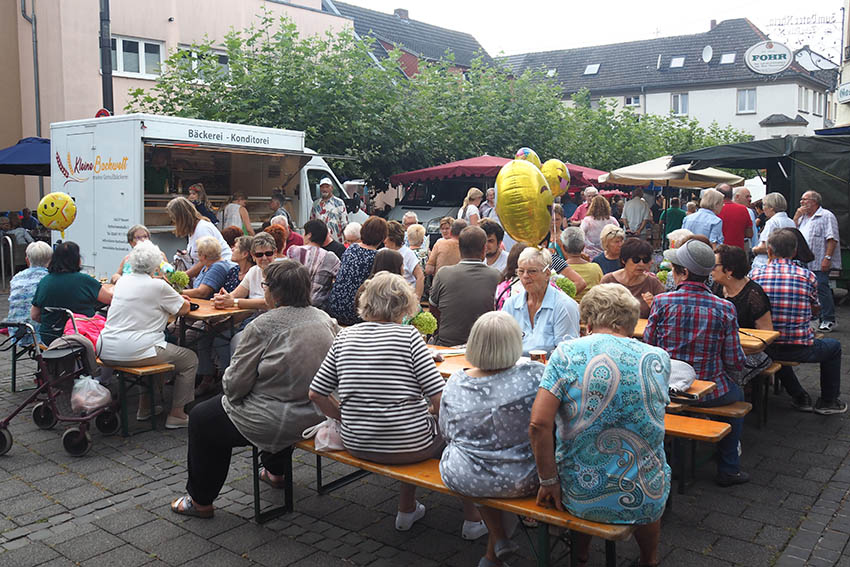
left=568, top=187, right=598, bottom=225
left=751, top=228, right=845, bottom=415
left=644, top=238, right=748, bottom=487
left=310, top=177, right=348, bottom=243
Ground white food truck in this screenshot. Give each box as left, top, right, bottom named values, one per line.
left=49, top=113, right=362, bottom=279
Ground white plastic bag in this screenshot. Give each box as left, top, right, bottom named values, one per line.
left=70, top=376, right=112, bottom=413
left=302, top=418, right=344, bottom=451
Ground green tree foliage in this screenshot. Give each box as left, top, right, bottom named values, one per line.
left=127, top=13, right=750, bottom=185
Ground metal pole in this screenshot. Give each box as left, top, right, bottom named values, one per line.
left=99, top=0, right=114, bottom=113
left=21, top=0, right=44, bottom=199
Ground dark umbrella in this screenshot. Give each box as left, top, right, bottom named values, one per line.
left=0, top=137, right=50, bottom=176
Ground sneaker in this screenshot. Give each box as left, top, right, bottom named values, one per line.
left=395, top=501, right=425, bottom=531
left=136, top=405, right=164, bottom=421
left=715, top=470, right=750, bottom=487
left=819, top=321, right=836, bottom=332
left=165, top=415, right=190, bottom=429
left=814, top=398, right=848, bottom=415
left=791, top=392, right=814, bottom=412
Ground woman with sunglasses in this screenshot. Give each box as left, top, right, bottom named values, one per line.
left=600, top=237, right=664, bottom=318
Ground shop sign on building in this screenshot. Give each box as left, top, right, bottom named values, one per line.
left=745, top=41, right=793, bottom=75
left=837, top=83, right=850, bottom=104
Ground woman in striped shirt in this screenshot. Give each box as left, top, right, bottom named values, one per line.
left=310, top=272, right=448, bottom=532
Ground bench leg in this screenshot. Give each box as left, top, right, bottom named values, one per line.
left=252, top=445, right=293, bottom=524
left=536, top=524, right=550, bottom=567
left=604, top=539, right=617, bottom=567
left=118, top=372, right=129, bottom=438
left=146, top=376, right=156, bottom=433
left=751, top=377, right=764, bottom=429
left=314, top=454, right=371, bottom=495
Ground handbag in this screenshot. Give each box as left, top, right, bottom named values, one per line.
left=302, top=418, right=344, bottom=451
left=730, top=351, right=772, bottom=386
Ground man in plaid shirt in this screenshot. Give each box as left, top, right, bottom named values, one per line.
left=645, top=238, right=748, bottom=487
left=750, top=229, right=845, bottom=415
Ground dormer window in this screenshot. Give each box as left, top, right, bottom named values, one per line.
left=720, top=53, right=736, bottom=64
left=583, top=64, right=600, bottom=75
left=670, top=57, right=685, bottom=68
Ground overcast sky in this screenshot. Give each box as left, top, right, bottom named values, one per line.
left=344, top=0, right=845, bottom=61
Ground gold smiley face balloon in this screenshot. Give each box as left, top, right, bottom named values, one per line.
left=38, top=192, right=77, bottom=238
left=515, top=147, right=542, bottom=170
left=495, top=160, right=554, bottom=246
left=541, top=159, right=571, bottom=199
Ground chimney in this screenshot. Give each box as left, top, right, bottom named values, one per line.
left=710, top=19, right=717, bottom=30
left=394, top=8, right=409, bottom=20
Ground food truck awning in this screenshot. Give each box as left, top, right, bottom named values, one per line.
left=0, top=137, right=50, bottom=176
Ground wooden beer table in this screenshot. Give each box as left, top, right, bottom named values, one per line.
left=633, top=319, right=779, bottom=355
left=178, top=298, right=257, bottom=347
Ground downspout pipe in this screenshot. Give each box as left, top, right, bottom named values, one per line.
left=21, top=0, right=44, bottom=198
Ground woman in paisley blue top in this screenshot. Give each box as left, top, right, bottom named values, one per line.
left=325, top=217, right=387, bottom=325
left=530, top=283, right=670, bottom=567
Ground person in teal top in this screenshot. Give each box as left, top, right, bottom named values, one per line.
left=530, top=283, right=670, bottom=567
left=31, top=242, right=112, bottom=345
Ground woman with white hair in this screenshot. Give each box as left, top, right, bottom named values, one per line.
left=343, top=222, right=361, bottom=247
left=500, top=247, right=579, bottom=354
left=6, top=241, right=53, bottom=345
left=98, top=241, right=198, bottom=429
left=182, top=236, right=239, bottom=299
left=311, top=272, right=447, bottom=531
left=682, top=188, right=724, bottom=246
left=561, top=227, right=603, bottom=302
left=440, top=311, right=543, bottom=567
left=666, top=228, right=694, bottom=249
left=531, top=284, right=670, bottom=567
left=592, top=225, right=625, bottom=275
left=751, top=192, right=796, bottom=269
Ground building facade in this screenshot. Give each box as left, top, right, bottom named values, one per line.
left=499, top=19, right=837, bottom=142
left=2, top=0, right=350, bottom=210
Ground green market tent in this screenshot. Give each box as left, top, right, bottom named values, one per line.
left=670, top=135, right=850, bottom=246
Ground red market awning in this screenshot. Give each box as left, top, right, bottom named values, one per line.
left=389, top=155, right=607, bottom=191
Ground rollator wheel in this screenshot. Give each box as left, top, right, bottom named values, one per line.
left=62, top=427, right=92, bottom=457
left=94, top=410, right=120, bottom=436
left=0, top=428, right=12, bottom=456
left=32, top=402, right=58, bottom=430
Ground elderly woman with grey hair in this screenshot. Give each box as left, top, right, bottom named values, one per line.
left=592, top=224, right=625, bottom=275
left=683, top=188, right=724, bottom=246
left=171, top=260, right=336, bottom=519
left=531, top=284, right=670, bottom=567
left=311, top=272, right=456, bottom=532
left=751, top=192, right=796, bottom=269
left=562, top=227, right=603, bottom=302
left=98, top=241, right=197, bottom=428
left=500, top=247, right=580, bottom=354
left=440, top=311, right=543, bottom=567
left=7, top=241, right=53, bottom=345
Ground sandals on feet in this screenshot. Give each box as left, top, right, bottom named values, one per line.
left=171, top=495, right=213, bottom=519
left=258, top=467, right=287, bottom=489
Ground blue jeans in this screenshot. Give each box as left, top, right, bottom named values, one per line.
left=814, top=271, right=835, bottom=323
left=693, top=382, right=743, bottom=475
left=767, top=339, right=842, bottom=401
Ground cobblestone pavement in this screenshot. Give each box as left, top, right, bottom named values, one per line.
left=0, top=293, right=849, bottom=566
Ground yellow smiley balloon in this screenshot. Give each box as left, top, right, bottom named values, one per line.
left=541, top=159, right=571, bottom=199
left=37, top=192, right=77, bottom=238
left=495, top=160, right=554, bottom=246
left=514, top=147, right=542, bottom=170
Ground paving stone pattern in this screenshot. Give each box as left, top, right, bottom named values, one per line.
left=0, top=293, right=849, bottom=566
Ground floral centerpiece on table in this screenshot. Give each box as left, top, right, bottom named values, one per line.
left=167, top=270, right=190, bottom=293
left=406, top=311, right=437, bottom=337
left=550, top=274, right=577, bottom=298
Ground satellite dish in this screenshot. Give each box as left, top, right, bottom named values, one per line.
left=702, top=45, right=714, bottom=63
left=656, top=54, right=662, bottom=69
